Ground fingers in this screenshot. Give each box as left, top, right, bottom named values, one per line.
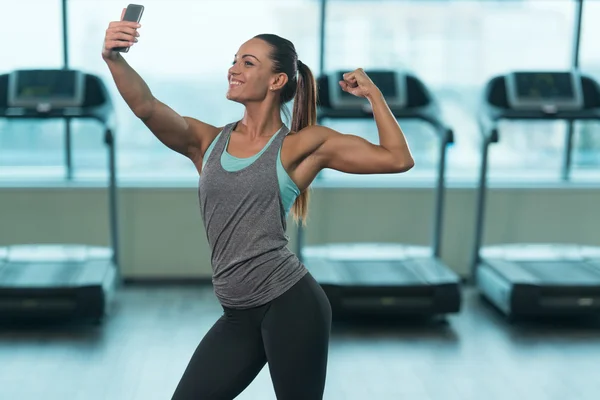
left=106, top=19, right=141, bottom=43
left=342, top=68, right=365, bottom=88
left=106, top=40, right=135, bottom=50
left=107, top=25, right=139, bottom=38
left=120, top=7, right=126, bottom=20
left=338, top=81, right=349, bottom=92
left=108, top=20, right=141, bottom=29
left=338, top=80, right=363, bottom=98
left=108, top=33, right=138, bottom=44
left=106, top=29, right=138, bottom=45
left=342, top=74, right=358, bottom=88
left=343, top=68, right=366, bottom=77
left=339, top=81, right=360, bottom=95
left=104, top=24, right=140, bottom=52
left=342, top=71, right=355, bottom=81
left=345, top=78, right=358, bottom=88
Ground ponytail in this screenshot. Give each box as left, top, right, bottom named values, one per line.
left=252, top=34, right=317, bottom=225
left=290, top=60, right=317, bottom=226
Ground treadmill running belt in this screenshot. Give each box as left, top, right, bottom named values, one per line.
left=517, top=261, right=600, bottom=284
left=0, top=261, right=104, bottom=287
left=340, top=260, right=423, bottom=285
left=0, top=262, right=82, bottom=287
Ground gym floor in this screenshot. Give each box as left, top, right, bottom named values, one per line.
left=1, top=285, right=599, bottom=400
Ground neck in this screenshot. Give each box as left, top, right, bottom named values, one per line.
left=238, top=100, right=283, bottom=139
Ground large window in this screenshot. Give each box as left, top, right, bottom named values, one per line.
left=321, top=0, right=580, bottom=184
left=66, top=0, right=321, bottom=181
left=1, top=0, right=598, bottom=186
left=0, top=0, right=64, bottom=179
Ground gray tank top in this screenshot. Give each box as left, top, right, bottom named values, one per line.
left=198, top=121, right=307, bottom=309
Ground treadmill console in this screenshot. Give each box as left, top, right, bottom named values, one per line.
left=8, top=69, right=86, bottom=109
left=505, top=71, right=584, bottom=112
left=328, top=70, right=407, bottom=110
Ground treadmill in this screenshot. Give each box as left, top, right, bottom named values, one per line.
left=298, top=70, right=462, bottom=318
left=0, top=69, right=120, bottom=323
left=472, top=70, right=600, bottom=318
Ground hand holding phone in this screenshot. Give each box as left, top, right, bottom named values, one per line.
left=102, top=4, right=145, bottom=59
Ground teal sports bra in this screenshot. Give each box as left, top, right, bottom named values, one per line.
left=202, top=126, right=301, bottom=218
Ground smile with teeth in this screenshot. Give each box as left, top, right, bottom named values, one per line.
left=229, top=79, right=244, bottom=87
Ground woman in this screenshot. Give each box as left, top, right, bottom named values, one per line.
left=102, top=10, right=414, bottom=400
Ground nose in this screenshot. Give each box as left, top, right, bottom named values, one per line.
left=229, top=63, right=240, bottom=76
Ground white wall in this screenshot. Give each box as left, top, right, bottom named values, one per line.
left=1, top=186, right=599, bottom=279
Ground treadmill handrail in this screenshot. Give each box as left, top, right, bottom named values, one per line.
left=478, top=103, right=600, bottom=147
left=477, top=105, right=499, bottom=144
left=485, top=105, right=600, bottom=122
left=0, top=110, right=115, bottom=130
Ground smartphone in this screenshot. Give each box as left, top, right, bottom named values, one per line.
left=115, top=4, right=145, bottom=53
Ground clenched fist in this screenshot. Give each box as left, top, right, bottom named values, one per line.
left=338, top=68, right=381, bottom=99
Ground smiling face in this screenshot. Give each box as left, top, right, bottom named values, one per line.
left=226, top=38, right=288, bottom=105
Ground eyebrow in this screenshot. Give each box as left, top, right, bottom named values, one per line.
left=235, top=54, right=260, bottom=62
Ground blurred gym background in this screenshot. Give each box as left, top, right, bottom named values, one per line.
left=1, top=1, right=600, bottom=399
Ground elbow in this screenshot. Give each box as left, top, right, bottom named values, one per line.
left=132, top=99, right=155, bottom=121
left=382, top=148, right=414, bottom=173
left=392, top=157, right=414, bottom=173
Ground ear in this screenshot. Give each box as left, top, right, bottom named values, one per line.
left=270, top=72, right=289, bottom=91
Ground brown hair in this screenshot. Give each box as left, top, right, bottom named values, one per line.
left=254, top=34, right=317, bottom=226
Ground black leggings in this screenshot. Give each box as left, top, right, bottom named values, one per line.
left=171, top=272, right=332, bottom=400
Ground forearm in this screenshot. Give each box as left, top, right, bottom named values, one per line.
left=103, top=53, right=154, bottom=117
left=367, top=90, right=414, bottom=166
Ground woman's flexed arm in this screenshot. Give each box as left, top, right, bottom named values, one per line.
left=309, top=68, right=414, bottom=174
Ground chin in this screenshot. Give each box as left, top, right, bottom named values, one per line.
left=227, top=98, right=244, bottom=105
left=227, top=96, right=251, bottom=107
